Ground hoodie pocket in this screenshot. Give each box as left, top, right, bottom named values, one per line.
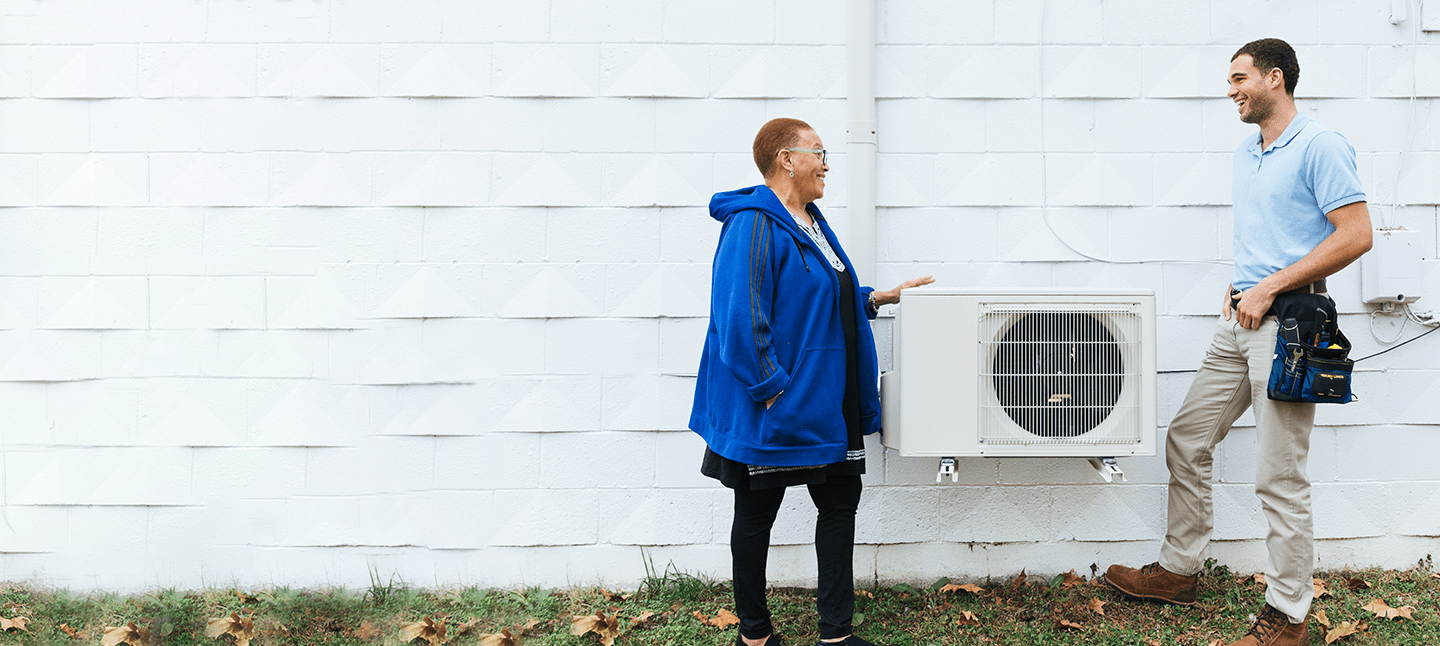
left=762, top=348, right=846, bottom=448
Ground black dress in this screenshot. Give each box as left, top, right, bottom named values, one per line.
left=702, top=265, right=865, bottom=490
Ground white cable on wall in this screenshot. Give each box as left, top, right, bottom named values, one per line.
left=1365, top=0, right=1438, bottom=343
left=1382, top=0, right=1422, bottom=229
left=1035, top=0, right=1231, bottom=266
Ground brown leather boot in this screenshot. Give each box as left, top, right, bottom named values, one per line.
left=1226, top=604, right=1309, bottom=646
left=1104, top=562, right=1199, bottom=605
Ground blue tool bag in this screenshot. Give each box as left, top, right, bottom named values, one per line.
left=1266, top=293, right=1354, bottom=404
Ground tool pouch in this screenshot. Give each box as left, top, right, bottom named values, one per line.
left=1267, top=329, right=1354, bottom=403
left=1265, top=293, right=1354, bottom=404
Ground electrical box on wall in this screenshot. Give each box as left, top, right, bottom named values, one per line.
left=1361, top=229, right=1424, bottom=304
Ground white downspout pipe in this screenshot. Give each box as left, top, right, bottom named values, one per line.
left=846, top=0, right=877, bottom=282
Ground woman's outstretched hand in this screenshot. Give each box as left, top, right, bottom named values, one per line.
left=872, top=275, right=935, bottom=308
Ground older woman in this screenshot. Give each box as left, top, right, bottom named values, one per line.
left=690, top=118, right=933, bottom=646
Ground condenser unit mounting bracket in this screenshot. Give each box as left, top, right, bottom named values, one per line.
left=936, top=457, right=958, bottom=483
left=932, top=456, right=1128, bottom=484
left=1089, top=457, right=1126, bottom=483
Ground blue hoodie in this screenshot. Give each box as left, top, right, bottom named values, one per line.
left=689, top=185, right=881, bottom=467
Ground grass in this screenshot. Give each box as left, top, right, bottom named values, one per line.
left=0, top=561, right=1435, bottom=645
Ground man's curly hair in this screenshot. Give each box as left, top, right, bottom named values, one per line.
left=1233, top=38, right=1299, bottom=96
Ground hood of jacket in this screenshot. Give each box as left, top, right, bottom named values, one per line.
left=709, top=184, right=819, bottom=231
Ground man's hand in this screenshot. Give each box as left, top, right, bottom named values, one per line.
left=1223, top=201, right=1371, bottom=329
left=1231, top=283, right=1278, bottom=330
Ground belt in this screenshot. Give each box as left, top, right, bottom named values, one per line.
left=1283, top=279, right=1326, bottom=295
left=1230, top=279, right=1327, bottom=309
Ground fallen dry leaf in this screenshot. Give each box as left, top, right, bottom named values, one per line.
left=1314, top=578, right=1330, bottom=598
left=478, top=629, right=517, bottom=646
left=938, top=583, right=984, bottom=594
left=1055, top=619, right=1082, bottom=631
left=1205, top=640, right=1225, bottom=646
left=353, top=621, right=383, bottom=641
left=692, top=609, right=740, bottom=629
left=473, top=617, right=543, bottom=643
left=0, top=616, right=29, bottom=632
left=1009, top=570, right=1028, bottom=589
left=601, top=590, right=632, bottom=603
left=1361, top=598, right=1414, bottom=621
left=59, top=623, right=82, bottom=639
left=1345, top=577, right=1371, bottom=591
left=1313, top=609, right=1331, bottom=628
left=234, top=591, right=260, bottom=604
left=1324, top=620, right=1366, bottom=644
left=1253, top=573, right=1267, bottom=585
left=205, top=612, right=256, bottom=646
left=100, top=622, right=151, bottom=646
left=1060, top=570, right=1085, bottom=589
left=855, top=590, right=874, bottom=598
left=1086, top=598, right=1107, bottom=615
left=400, top=615, right=448, bottom=646
left=631, top=611, right=656, bottom=627
left=955, top=611, right=979, bottom=627
left=452, top=620, right=483, bottom=638
left=572, top=612, right=623, bottom=646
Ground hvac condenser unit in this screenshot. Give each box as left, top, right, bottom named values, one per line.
left=880, top=288, right=1156, bottom=479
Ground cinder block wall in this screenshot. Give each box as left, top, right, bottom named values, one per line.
left=1, top=0, right=1437, bottom=591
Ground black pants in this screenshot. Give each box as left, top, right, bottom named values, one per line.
left=731, top=476, right=862, bottom=641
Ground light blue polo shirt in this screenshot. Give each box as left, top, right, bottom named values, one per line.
left=1231, top=112, right=1366, bottom=291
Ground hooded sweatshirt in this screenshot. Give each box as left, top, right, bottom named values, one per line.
left=689, top=184, right=881, bottom=467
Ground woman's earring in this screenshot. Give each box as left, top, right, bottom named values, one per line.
left=789, top=170, right=794, bottom=177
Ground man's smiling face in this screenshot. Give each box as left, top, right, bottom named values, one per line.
left=1227, top=54, right=1279, bottom=125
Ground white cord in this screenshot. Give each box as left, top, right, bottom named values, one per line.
left=1405, top=301, right=1439, bottom=326
left=1367, top=299, right=1438, bottom=347
left=1034, top=5, right=1415, bottom=265
left=1040, top=210, right=1235, bottom=265
left=1034, top=0, right=1231, bottom=268
left=1370, top=307, right=1408, bottom=343
left=1384, top=0, right=1422, bottom=227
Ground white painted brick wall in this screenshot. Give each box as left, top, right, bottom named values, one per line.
left=1, top=0, right=1437, bottom=593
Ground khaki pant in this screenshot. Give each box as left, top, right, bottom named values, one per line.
left=1159, top=315, right=1316, bottom=622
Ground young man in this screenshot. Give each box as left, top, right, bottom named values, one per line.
left=1105, top=39, right=1372, bottom=646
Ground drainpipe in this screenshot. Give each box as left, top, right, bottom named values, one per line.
left=847, top=0, right=877, bottom=282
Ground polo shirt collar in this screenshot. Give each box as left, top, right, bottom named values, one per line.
left=1247, top=111, right=1309, bottom=155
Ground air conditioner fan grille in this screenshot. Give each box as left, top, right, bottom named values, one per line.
left=980, top=308, right=1141, bottom=443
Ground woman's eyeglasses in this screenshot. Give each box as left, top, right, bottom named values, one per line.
left=782, top=148, right=827, bottom=165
